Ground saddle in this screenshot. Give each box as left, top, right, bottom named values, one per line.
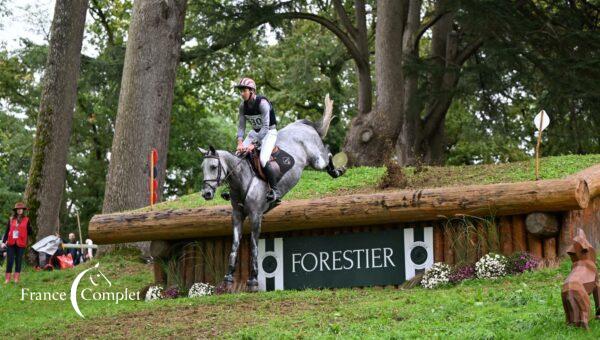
left=248, top=146, right=295, bottom=183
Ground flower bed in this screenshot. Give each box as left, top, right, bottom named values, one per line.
left=421, top=252, right=540, bottom=289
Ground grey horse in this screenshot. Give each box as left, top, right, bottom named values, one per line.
left=199, top=95, right=346, bottom=291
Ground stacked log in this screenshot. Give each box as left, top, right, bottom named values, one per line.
left=89, top=178, right=589, bottom=244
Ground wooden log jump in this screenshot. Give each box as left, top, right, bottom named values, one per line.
left=89, top=178, right=589, bottom=244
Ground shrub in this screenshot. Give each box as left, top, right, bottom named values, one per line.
left=421, top=262, right=451, bottom=289
left=145, top=285, right=163, bottom=301
left=449, top=264, right=476, bottom=283
left=162, top=286, right=180, bottom=299
left=475, top=253, right=508, bottom=279
left=188, top=282, right=215, bottom=298
left=506, top=252, right=540, bottom=274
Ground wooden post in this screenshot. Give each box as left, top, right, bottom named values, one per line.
left=433, top=224, right=444, bottom=263
left=512, top=215, right=527, bottom=252
left=535, top=112, right=545, bottom=180
left=194, top=242, right=204, bottom=284
left=469, top=226, right=479, bottom=262
left=184, top=244, right=195, bottom=288
left=443, top=224, right=455, bottom=265
left=214, top=238, right=223, bottom=284
left=499, top=216, right=513, bottom=256
left=240, top=237, right=249, bottom=284
left=204, top=240, right=214, bottom=285
left=76, top=213, right=83, bottom=247
left=180, top=244, right=187, bottom=287
left=527, top=232, right=543, bottom=258
left=476, top=221, right=488, bottom=257
left=543, top=237, right=557, bottom=260
left=153, top=261, right=166, bottom=284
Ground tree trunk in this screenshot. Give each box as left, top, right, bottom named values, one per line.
left=396, top=0, right=422, bottom=166
left=101, top=0, right=187, bottom=255
left=354, top=0, right=372, bottom=115
left=24, top=0, right=88, bottom=241
left=339, top=0, right=482, bottom=167
left=343, top=0, right=407, bottom=166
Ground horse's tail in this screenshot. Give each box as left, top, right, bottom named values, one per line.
left=299, top=93, right=334, bottom=140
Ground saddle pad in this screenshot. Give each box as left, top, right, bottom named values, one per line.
left=249, top=147, right=295, bottom=183
left=271, top=148, right=295, bottom=182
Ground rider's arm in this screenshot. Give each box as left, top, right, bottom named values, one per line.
left=255, top=100, right=271, bottom=141
left=236, top=103, right=246, bottom=143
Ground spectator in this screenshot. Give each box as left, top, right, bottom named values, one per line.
left=65, top=233, right=83, bottom=266
left=2, top=202, right=33, bottom=283
left=84, top=239, right=95, bottom=262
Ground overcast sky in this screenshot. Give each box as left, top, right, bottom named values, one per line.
left=0, top=0, right=55, bottom=50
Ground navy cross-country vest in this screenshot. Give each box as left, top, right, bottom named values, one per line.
left=243, top=95, right=277, bottom=132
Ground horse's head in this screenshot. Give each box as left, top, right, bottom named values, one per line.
left=566, top=228, right=595, bottom=262
left=199, top=145, right=225, bottom=200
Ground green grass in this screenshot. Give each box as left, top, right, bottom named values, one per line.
left=2, top=249, right=600, bottom=338
left=139, top=154, right=600, bottom=211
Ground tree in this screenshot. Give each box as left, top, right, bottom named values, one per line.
left=102, top=0, right=187, bottom=254
left=343, top=0, right=483, bottom=166
left=24, top=0, right=88, bottom=241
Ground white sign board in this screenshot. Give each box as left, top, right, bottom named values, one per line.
left=534, top=110, right=550, bottom=131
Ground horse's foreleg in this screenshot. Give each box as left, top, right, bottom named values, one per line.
left=247, top=213, right=262, bottom=291
left=224, top=208, right=245, bottom=283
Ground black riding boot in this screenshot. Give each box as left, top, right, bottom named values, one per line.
left=264, top=162, right=281, bottom=203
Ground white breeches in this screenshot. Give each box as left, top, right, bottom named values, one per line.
left=242, top=129, right=278, bottom=167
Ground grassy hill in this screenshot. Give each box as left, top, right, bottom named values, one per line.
left=140, top=154, right=600, bottom=211
left=2, top=248, right=600, bottom=338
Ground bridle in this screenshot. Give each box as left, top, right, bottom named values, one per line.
left=202, top=154, right=224, bottom=191
left=202, top=152, right=248, bottom=192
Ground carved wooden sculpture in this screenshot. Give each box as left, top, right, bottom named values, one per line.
left=561, top=228, right=600, bottom=329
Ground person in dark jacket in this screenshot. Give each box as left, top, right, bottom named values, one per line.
left=64, top=233, right=82, bottom=266
left=2, top=202, right=33, bottom=283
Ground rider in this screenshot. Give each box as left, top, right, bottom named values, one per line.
left=234, top=77, right=281, bottom=202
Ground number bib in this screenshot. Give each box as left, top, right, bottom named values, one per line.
left=246, top=115, right=263, bottom=130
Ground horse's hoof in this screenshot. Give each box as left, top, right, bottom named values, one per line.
left=215, top=281, right=234, bottom=295
left=328, top=167, right=346, bottom=178
left=246, top=278, right=259, bottom=292
left=221, top=192, right=231, bottom=201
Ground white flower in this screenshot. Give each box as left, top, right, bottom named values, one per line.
left=188, top=282, right=215, bottom=298
left=475, top=253, right=507, bottom=279
left=421, top=262, right=451, bottom=289
left=145, top=285, right=164, bottom=301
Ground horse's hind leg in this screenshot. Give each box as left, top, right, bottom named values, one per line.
left=224, top=208, right=244, bottom=285
left=308, top=141, right=345, bottom=178
left=562, top=293, right=573, bottom=324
